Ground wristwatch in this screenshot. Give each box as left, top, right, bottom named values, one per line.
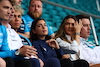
left=15, top=49, right=20, bottom=56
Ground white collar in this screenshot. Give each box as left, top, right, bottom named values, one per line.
left=65, top=34, right=71, bottom=41
left=7, top=24, right=11, bottom=29
left=80, top=37, right=88, bottom=41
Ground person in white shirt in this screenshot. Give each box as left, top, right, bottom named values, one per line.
left=76, top=14, right=100, bottom=66
left=55, top=15, right=89, bottom=67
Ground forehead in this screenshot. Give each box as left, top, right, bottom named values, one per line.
left=0, top=0, right=12, bottom=6
left=30, top=0, right=42, bottom=5
left=15, top=0, right=20, bottom=2
left=65, top=18, right=75, bottom=23
left=15, top=11, right=21, bottom=14
left=81, top=18, right=90, bottom=24
left=36, top=20, right=45, bottom=24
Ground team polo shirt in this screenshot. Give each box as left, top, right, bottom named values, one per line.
left=0, top=23, right=15, bottom=58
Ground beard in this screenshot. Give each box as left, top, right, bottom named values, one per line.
left=31, top=12, right=42, bottom=18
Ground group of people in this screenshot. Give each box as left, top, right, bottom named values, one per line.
left=0, top=0, right=100, bottom=67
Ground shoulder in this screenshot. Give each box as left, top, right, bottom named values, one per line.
left=22, top=14, right=33, bottom=20
left=32, top=40, right=41, bottom=45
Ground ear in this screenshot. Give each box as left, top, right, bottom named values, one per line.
left=32, top=29, right=36, bottom=34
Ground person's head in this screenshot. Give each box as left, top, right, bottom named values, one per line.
left=30, top=18, right=48, bottom=41
left=55, top=15, right=77, bottom=42
left=28, top=0, right=42, bottom=18
left=9, top=5, right=23, bottom=30
left=76, top=14, right=91, bottom=39
left=0, top=0, right=15, bottom=21
left=15, top=0, right=22, bottom=6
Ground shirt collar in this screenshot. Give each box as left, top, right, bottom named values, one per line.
left=65, top=34, right=71, bottom=41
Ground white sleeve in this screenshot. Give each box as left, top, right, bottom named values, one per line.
left=80, top=42, right=100, bottom=64
left=56, top=38, right=79, bottom=52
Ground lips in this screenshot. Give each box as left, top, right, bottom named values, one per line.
left=14, top=23, right=20, bottom=26
left=42, top=30, right=47, bottom=32
left=9, top=15, right=14, bottom=18
left=68, top=29, right=73, bottom=32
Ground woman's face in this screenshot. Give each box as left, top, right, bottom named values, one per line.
left=64, top=18, right=75, bottom=36
left=33, top=20, right=48, bottom=36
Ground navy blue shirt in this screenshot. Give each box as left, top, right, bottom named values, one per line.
left=32, top=39, right=64, bottom=62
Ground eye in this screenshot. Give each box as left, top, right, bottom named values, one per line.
left=72, top=23, right=74, bottom=26
left=83, top=24, right=88, bottom=27
left=31, top=5, right=35, bottom=7
left=44, top=24, right=47, bottom=26
left=18, top=15, right=21, bottom=18
left=38, top=5, right=42, bottom=8
left=37, top=25, right=41, bottom=27
left=65, top=22, right=70, bottom=25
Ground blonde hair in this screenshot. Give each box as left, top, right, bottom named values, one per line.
left=13, top=5, right=24, bottom=15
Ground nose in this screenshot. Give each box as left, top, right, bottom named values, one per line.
left=34, top=5, right=38, bottom=10
left=69, top=24, right=73, bottom=28
left=88, top=25, right=91, bottom=30
left=8, top=8, right=12, bottom=14
left=42, top=25, right=46, bottom=29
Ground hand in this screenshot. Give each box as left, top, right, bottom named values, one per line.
left=18, top=45, right=38, bottom=58
left=62, top=54, right=70, bottom=59
left=46, top=39, right=60, bottom=49
left=38, top=58, right=44, bottom=67
left=74, top=19, right=83, bottom=33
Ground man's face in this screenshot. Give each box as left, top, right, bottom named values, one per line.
left=15, top=0, right=22, bottom=5
left=9, top=11, right=22, bottom=29
left=29, top=0, right=42, bottom=18
left=0, top=0, right=12, bottom=21
left=80, top=18, right=91, bottom=39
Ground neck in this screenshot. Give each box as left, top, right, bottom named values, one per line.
left=80, top=36, right=88, bottom=40
left=13, top=28, right=18, bottom=32
left=0, top=21, right=9, bottom=28
left=38, top=35, right=45, bottom=40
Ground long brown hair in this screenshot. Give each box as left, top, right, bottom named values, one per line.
left=55, top=15, right=78, bottom=43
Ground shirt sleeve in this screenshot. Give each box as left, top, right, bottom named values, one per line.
left=56, top=38, right=79, bottom=53
left=0, top=26, right=16, bottom=58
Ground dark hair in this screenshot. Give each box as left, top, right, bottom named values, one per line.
left=76, top=14, right=90, bottom=22
left=30, top=18, right=50, bottom=41
left=55, top=15, right=77, bottom=43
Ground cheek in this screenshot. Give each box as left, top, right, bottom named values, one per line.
left=39, top=9, right=42, bottom=13
left=29, top=7, right=35, bottom=12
